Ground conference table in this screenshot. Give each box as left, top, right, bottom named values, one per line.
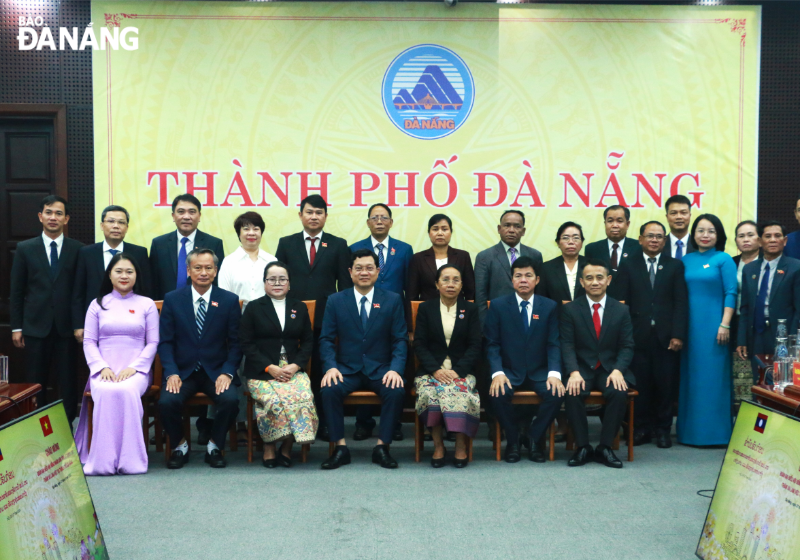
left=0, top=383, right=43, bottom=426
left=750, top=354, right=800, bottom=418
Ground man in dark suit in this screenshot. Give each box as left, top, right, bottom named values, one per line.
left=538, top=221, right=588, bottom=311
left=561, top=258, right=635, bottom=468
left=318, top=249, right=408, bottom=470
left=484, top=256, right=564, bottom=463
left=615, top=221, right=688, bottom=449
left=10, top=195, right=84, bottom=424
left=662, top=194, right=695, bottom=260
left=737, top=221, right=800, bottom=383
left=583, top=205, right=639, bottom=283
left=72, top=205, right=151, bottom=342
left=275, top=194, right=352, bottom=440
left=158, top=248, right=242, bottom=469
left=349, top=203, right=413, bottom=441
left=149, top=194, right=225, bottom=301
left=474, top=209, right=543, bottom=324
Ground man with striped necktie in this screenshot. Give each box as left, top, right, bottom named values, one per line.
left=158, top=248, right=242, bottom=469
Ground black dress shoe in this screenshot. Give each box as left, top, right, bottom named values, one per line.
left=277, top=453, right=293, bottom=468
left=167, top=449, right=189, bottom=469
left=353, top=424, right=373, bottom=441
left=262, top=457, right=278, bottom=469
left=529, top=440, right=547, bottom=463
left=321, top=446, right=351, bottom=470
left=453, top=455, right=469, bottom=468
left=633, top=432, right=652, bottom=446
left=393, top=425, right=404, bottom=441
left=656, top=433, right=673, bottom=449
left=568, top=445, right=593, bottom=467
left=317, top=424, right=330, bottom=442
left=595, top=446, right=623, bottom=469
left=372, top=445, right=398, bottom=469
left=204, top=448, right=227, bottom=468
left=431, top=452, right=447, bottom=468
left=504, top=443, right=521, bottom=463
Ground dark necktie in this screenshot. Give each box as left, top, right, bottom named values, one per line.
left=108, top=248, right=119, bottom=257
left=176, top=237, right=188, bottom=290
left=611, top=243, right=619, bottom=270
left=520, top=300, right=530, bottom=333
left=307, top=237, right=318, bottom=267
left=675, top=240, right=684, bottom=260
left=360, top=296, right=368, bottom=330
left=755, top=264, right=771, bottom=334
left=592, top=303, right=602, bottom=369
left=196, top=298, right=206, bottom=336
left=376, top=243, right=385, bottom=271
left=648, top=257, right=657, bottom=288
left=49, top=240, right=58, bottom=276
left=509, top=247, right=517, bottom=264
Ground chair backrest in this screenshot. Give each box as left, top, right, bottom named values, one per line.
left=153, top=300, right=163, bottom=387
left=410, top=301, right=422, bottom=333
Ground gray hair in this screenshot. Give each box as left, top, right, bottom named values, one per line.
left=186, top=248, right=219, bottom=268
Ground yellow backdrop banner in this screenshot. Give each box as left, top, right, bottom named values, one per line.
left=91, top=1, right=761, bottom=258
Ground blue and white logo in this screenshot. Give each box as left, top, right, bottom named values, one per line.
left=382, top=44, right=475, bottom=140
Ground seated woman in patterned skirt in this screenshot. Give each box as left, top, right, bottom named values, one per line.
left=413, top=264, right=482, bottom=468
left=239, top=261, right=317, bottom=468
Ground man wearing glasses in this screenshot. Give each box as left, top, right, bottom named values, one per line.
left=72, top=205, right=151, bottom=343
left=614, top=221, right=688, bottom=449
left=348, top=203, right=413, bottom=442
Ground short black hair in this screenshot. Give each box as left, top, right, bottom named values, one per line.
left=350, top=248, right=379, bottom=268
left=510, top=255, right=540, bottom=277
left=758, top=220, right=786, bottom=237
left=734, top=220, right=758, bottom=237
left=603, top=205, right=630, bottom=221
left=435, top=263, right=463, bottom=283
left=171, top=194, right=202, bottom=213
left=428, top=214, right=452, bottom=230
left=263, top=260, right=291, bottom=282
left=101, top=205, right=129, bottom=223
left=639, top=221, right=666, bottom=235
left=40, top=195, right=69, bottom=215
left=555, top=221, right=584, bottom=243
left=582, top=257, right=610, bottom=276
left=665, top=194, right=692, bottom=212
left=368, top=203, right=392, bottom=219
left=500, top=209, right=525, bottom=226
left=300, top=194, right=328, bottom=213
left=234, top=211, right=266, bottom=237
left=689, top=214, right=727, bottom=251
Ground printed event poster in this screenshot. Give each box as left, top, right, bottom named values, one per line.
left=0, top=403, right=109, bottom=560
left=91, top=2, right=761, bottom=259
left=697, top=401, right=800, bottom=560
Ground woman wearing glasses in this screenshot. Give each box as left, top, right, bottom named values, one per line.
left=239, top=261, right=317, bottom=468
left=537, top=222, right=587, bottom=311
left=414, top=264, right=482, bottom=468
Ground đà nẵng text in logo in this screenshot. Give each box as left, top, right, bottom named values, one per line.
left=382, top=44, right=475, bottom=140
left=17, top=17, right=138, bottom=51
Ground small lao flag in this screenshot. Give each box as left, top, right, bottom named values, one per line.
left=754, top=413, right=768, bottom=434
left=40, top=415, right=53, bottom=437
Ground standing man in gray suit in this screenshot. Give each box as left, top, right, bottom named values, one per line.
left=474, top=210, right=543, bottom=324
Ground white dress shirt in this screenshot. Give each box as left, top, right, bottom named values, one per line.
left=492, top=293, right=561, bottom=381
left=643, top=252, right=661, bottom=269
left=564, top=260, right=578, bottom=300
left=304, top=230, right=323, bottom=262
left=669, top=233, right=690, bottom=258
left=271, top=297, right=288, bottom=354
left=758, top=258, right=780, bottom=318
left=501, top=240, right=520, bottom=265
left=372, top=236, right=391, bottom=263
left=218, top=246, right=277, bottom=306
left=435, top=257, right=448, bottom=269
left=191, top=285, right=212, bottom=315
left=586, top=294, right=607, bottom=323
left=42, top=232, right=64, bottom=258
left=354, top=287, right=375, bottom=318
left=177, top=229, right=197, bottom=256
left=102, top=240, right=125, bottom=269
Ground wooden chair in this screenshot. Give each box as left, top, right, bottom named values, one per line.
left=564, top=389, right=639, bottom=462
left=245, top=300, right=314, bottom=464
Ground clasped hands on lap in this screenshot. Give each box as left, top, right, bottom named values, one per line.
left=98, top=367, right=138, bottom=383
left=267, top=363, right=300, bottom=383
left=566, top=370, right=627, bottom=396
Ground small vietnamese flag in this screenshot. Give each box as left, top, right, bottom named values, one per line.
left=40, top=415, right=53, bottom=437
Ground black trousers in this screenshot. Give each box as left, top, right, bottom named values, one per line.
left=565, top=368, right=627, bottom=449
left=631, top=329, right=678, bottom=436
left=24, top=327, right=76, bottom=424
left=489, top=377, right=563, bottom=446
left=158, top=369, right=239, bottom=449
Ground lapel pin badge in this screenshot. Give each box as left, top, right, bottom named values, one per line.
left=321, top=242, right=328, bottom=247
left=658, top=265, right=663, bottom=270
left=373, top=303, right=380, bottom=309
left=532, top=314, right=539, bottom=320
left=458, top=313, right=465, bottom=319
left=291, top=309, right=297, bottom=313
left=129, top=309, right=135, bottom=314
left=752, top=274, right=757, bottom=280
left=778, top=269, right=785, bottom=275
left=623, top=253, right=628, bottom=258
left=703, top=264, right=710, bottom=269
left=290, top=313, right=296, bottom=319
left=211, top=301, right=219, bottom=307
left=391, top=247, right=396, bottom=255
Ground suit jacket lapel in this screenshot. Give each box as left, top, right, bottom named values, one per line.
left=555, top=257, right=572, bottom=302
left=168, top=233, right=179, bottom=276
left=348, top=289, right=365, bottom=333
left=527, top=296, right=543, bottom=339
left=579, top=297, right=598, bottom=341
left=422, top=248, right=438, bottom=277
left=263, top=298, right=282, bottom=332
left=364, top=289, right=382, bottom=336
left=769, top=256, right=786, bottom=304
left=93, top=243, right=106, bottom=273
left=636, top=256, right=654, bottom=293
left=379, top=237, right=393, bottom=279
left=182, top=288, right=200, bottom=342
left=448, top=298, right=467, bottom=348
left=199, top=290, right=219, bottom=340
left=494, top=243, right=511, bottom=280
left=310, top=233, right=328, bottom=271
left=598, top=301, right=614, bottom=346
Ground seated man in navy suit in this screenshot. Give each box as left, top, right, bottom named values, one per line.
left=484, top=256, right=564, bottom=463
left=158, top=248, right=242, bottom=469
left=319, top=249, right=408, bottom=469
left=349, top=203, right=413, bottom=442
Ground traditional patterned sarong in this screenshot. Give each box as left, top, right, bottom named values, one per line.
left=415, top=374, right=480, bottom=438
left=248, top=373, right=318, bottom=443
left=731, top=352, right=752, bottom=406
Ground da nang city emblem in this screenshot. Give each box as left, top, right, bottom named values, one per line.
left=382, top=44, right=475, bottom=140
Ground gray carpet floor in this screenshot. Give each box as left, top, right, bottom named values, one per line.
left=86, top=418, right=723, bottom=560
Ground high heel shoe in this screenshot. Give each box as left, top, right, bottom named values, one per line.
left=431, top=452, right=447, bottom=468
left=262, top=457, right=278, bottom=468
left=453, top=455, right=469, bottom=468
left=277, top=453, right=293, bottom=468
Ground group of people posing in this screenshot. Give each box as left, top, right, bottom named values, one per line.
left=10, top=191, right=800, bottom=474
